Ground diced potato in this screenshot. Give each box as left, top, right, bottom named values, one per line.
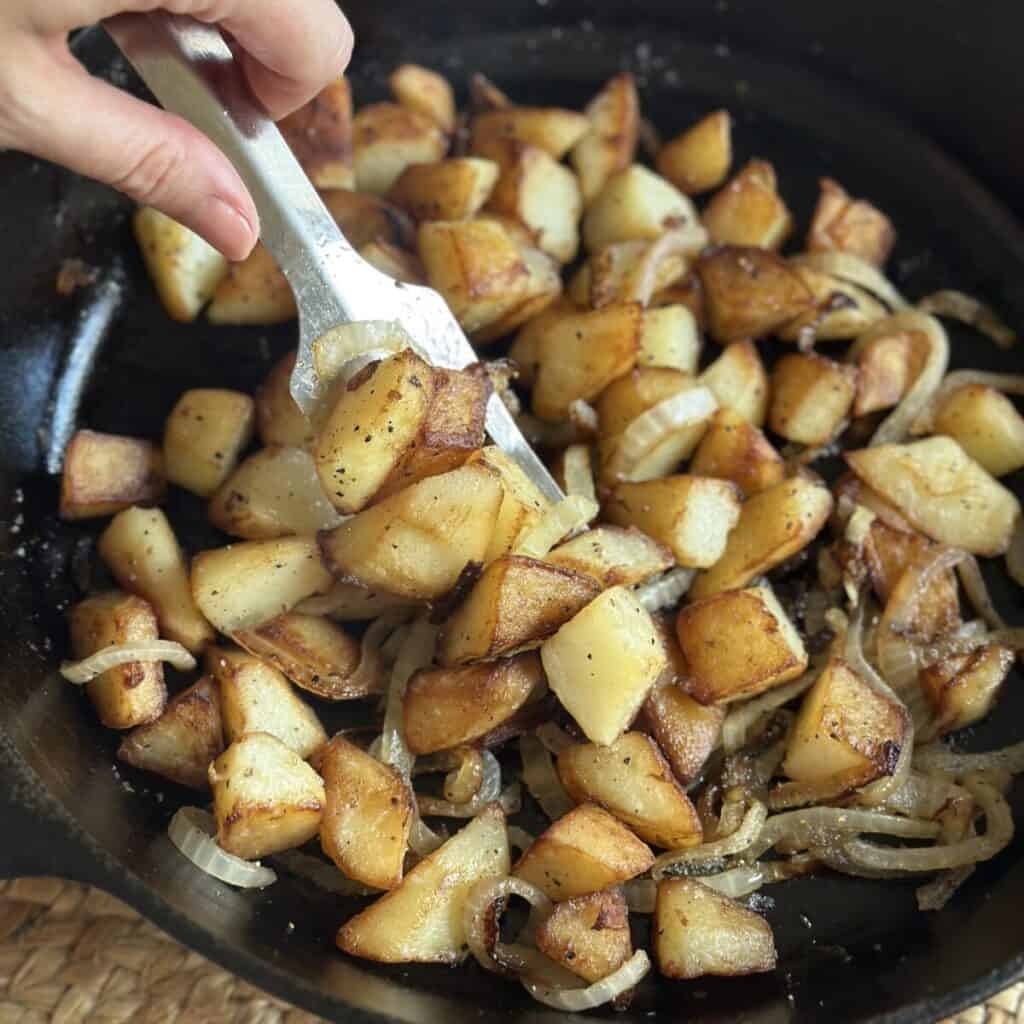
left=932, top=384, right=1024, bottom=477
left=133, top=207, right=228, bottom=322
left=639, top=306, right=702, bottom=372
left=783, top=656, right=907, bottom=789
left=651, top=271, right=705, bottom=324
left=404, top=651, right=543, bottom=754
left=358, top=240, right=426, bottom=284
left=278, top=77, right=354, bottom=189
left=546, top=525, right=673, bottom=588
left=318, top=463, right=503, bottom=600
left=389, top=64, right=456, bottom=134
left=655, top=110, right=732, bottom=195
left=776, top=266, right=888, bottom=343
left=853, top=329, right=927, bottom=416
left=68, top=591, right=167, bottom=729
left=920, top=644, right=1015, bottom=736
left=207, top=243, right=296, bottom=325
left=507, top=297, right=581, bottom=389
left=541, top=586, right=667, bottom=746
left=690, top=409, right=785, bottom=496
left=468, top=72, right=511, bottom=113
left=641, top=682, right=725, bottom=784
left=807, top=177, right=896, bottom=267
left=60, top=430, right=165, bottom=520
left=571, top=73, right=640, bottom=203
left=191, top=536, right=334, bottom=634
left=535, top=890, right=632, bottom=984
left=699, top=340, right=769, bottom=426
left=654, top=879, right=776, bottom=979
left=163, top=389, right=255, bottom=498
left=117, top=676, right=223, bottom=789
left=471, top=107, right=590, bottom=161
left=210, top=733, right=325, bottom=860
left=702, top=160, right=792, bottom=250
left=846, top=437, right=1020, bottom=556
left=255, top=352, right=314, bottom=449
left=320, top=189, right=418, bottom=249
left=337, top=805, right=509, bottom=963
left=233, top=612, right=377, bottom=701
left=320, top=735, right=413, bottom=890
left=353, top=102, right=448, bottom=194
left=208, top=647, right=327, bottom=759
left=583, top=166, right=697, bottom=253
left=605, top=476, right=742, bottom=569
left=697, top=245, right=814, bottom=343
left=99, top=507, right=214, bottom=653
left=690, top=477, right=833, bottom=599
left=296, top=581, right=413, bottom=621
left=514, top=803, right=654, bottom=901
left=677, top=584, right=807, bottom=704
left=388, top=158, right=498, bottom=221
left=769, top=353, right=857, bottom=446
left=586, top=240, right=688, bottom=310
left=557, top=732, right=702, bottom=848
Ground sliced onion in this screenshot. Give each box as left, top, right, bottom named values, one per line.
left=910, top=369, right=1024, bottom=434
left=61, top=640, right=196, bottom=684
left=535, top=722, right=574, bottom=755
left=1007, top=520, right=1024, bottom=588
left=507, top=826, right=536, bottom=854
left=567, top=399, right=599, bottom=435
left=516, top=412, right=591, bottom=449
left=626, top=227, right=708, bottom=307
left=874, top=770, right=963, bottom=820
left=522, top=950, right=652, bottom=1012
left=514, top=496, right=599, bottom=559
left=913, top=740, right=1024, bottom=777
left=463, top=875, right=554, bottom=976
left=408, top=817, right=446, bottom=857
left=622, top=879, right=657, bottom=913
left=791, top=252, right=908, bottom=312
left=957, top=556, right=1007, bottom=630
left=722, top=672, right=818, bottom=754
left=919, top=619, right=990, bottom=667
left=768, top=769, right=877, bottom=812
left=379, top=616, right=437, bottom=782
left=418, top=751, right=504, bottom=818
left=916, top=861, right=976, bottom=911
left=341, top=613, right=406, bottom=698
left=442, top=746, right=486, bottom=804
left=520, top=734, right=575, bottom=820
left=272, top=849, right=377, bottom=896
left=561, top=444, right=596, bottom=502
left=168, top=807, right=276, bottom=889
left=635, top=567, right=696, bottom=614
left=652, top=799, right=768, bottom=879
left=917, top=290, right=1017, bottom=349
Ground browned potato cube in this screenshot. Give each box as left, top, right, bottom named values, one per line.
left=853, top=328, right=927, bottom=417
left=471, top=107, right=590, bottom=161
left=388, top=158, right=499, bottom=221
left=352, top=102, right=448, bottom=194
left=514, top=803, right=654, bottom=901
left=584, top=239, right=688, bottom=310
left=920, top=644, right=1015, bottom=736
left=932, top=384, right=1024, bottom=477
left=255, top=352, right=314, bottom=449
left=769, top=353, right=857, bottom=446
left=546, top=526, right=674, bottom=588
left=655, top=110, right=732, bottom=195
left=320, top=736, right=413, bottom=891
left=296, top=581, right=414, bottom=621
left=468, top=446, right=551, bottom=562
left=536, top=890, right=632, bottom=984
left=699, top=340, right=770, bottom=426
left=676, top=584, right=807, bottom=704
left=60, top=430, right=165, bottom=520
left=438, top=555, right=601, bottom=665
left=807, top=177, right=896, bottom=267
left=557, top=732, right=702, bottom=848
left=278, top=78, right=354, bottom=189
left=654, top=879, right=776, bottom=979
left=641, top=682, right=725, bottom=784
left=207, top=243, right=296, bottom=325
left=571, top=73, right=640, bottom=203
left=389, top=64, right=456, bottom=134
left=69, top=591, right=167, bottom=730
left=210, top=733, right=325, bottom=860
left=639, top=306, right=702, bottom=372
left=117, top=676, right=223, bottom=790
left=320, top=189, right=417, bottom=250
left=596, top=365, right=703, bottom=435
left=690, top=409, right=786, bottom=496
left=507, top=296, right=581, bottom=388
left=776, top=265, right=888, bottom=343
left=702, top=160, right=792, bottom=250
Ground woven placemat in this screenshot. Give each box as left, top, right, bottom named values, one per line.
left=0, top=879, right=1017, bottom=1023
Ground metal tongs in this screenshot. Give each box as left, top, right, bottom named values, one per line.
left=104, top=12, right=564, bottom=502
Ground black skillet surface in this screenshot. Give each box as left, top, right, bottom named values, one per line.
left=1, top=5, right=1024, bottom=1022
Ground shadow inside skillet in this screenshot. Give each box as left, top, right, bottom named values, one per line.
left=0, top=19, right=1023, bottom=1024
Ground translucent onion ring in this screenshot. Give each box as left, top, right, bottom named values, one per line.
left=61, top=640, right=196, bottom=684
left=167, top=807, right=276, bottom=889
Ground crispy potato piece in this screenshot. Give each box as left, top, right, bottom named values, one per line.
left=853, top=329, right=927, bottom=417
left=99, top=507, right=214, bottom=653
left=932, top=384, right=1024, bottom=477
left=295, top=581, right=414, bottom=621
left=514, top=803, right=654, bottom=901
left=320, top=735, right=413, bottom=890
left=921, top=644, right=1015, bottom=736
left=639, top=306, right=702, bottom=372
left=255, top=352, right=314, bottom=449
left=702, top=160, right=792, bottom=250
left=507, top=296, right=582, bottom=389
left=163, top=389, right=255, bottom=498
left=656, top=110, right=732, bottom=195
left=68, top=591, right=167, bottom=730
left=698, top=245, right=814, bottom=343
left=846, top=437, right=1020, bottom=556
left=595, top=360, right=699, bottom=438
left=585, top=240, right=688, bottom=310
left=769, top=353, right=857, bottom=446
left=471, top=107, right=590, bottom=161
left=776, top=266, right=888, bottom=343
left=278, top=77, right=354, bottom=189
left=699, top=339, right=770, bottom=426
left=207, top=243, right=297, bottom=325
left=134, top=207, right=228, bottom=322
left=641, top=682, right=725, bottom=784
left=677, top=584, right=807, bottom=704
left=652, top=270, right=705, bottom=324
left=690, top=477, right=833, bottom=599
left=571, top=73, right=640, bottom=203
left=117, top=676, right=222, bottom=789
left=468, top=72, right=511, bottom=113
left=210, top=733, right=325, bottom=860
left=546, top=526, right=673, bottom=588
left=404, top=652, right=543, bottom=754
left=583, top=165, right=697, bottom=253
left=208, top=647, right=327, bottom=759
left=191, top=536, right=334, bottom=634
left=358, top=240, right=426, bottom=285
left=321, top=189, right=418, bottom=249
left=390, top=64, right=456, bottom=134
left=388, top=158, right=498, bottom=221
left=353, top=102, right=448, bottom=194
left=438, top=555, right=601, bottom=665
left=807, top=177, right=896, bottom=267
left=655, top=879, right=776, bottom=979
left=338, top=805, right=509, bottom=963
left=557, top=732, right=703, bottom=848
left=318, top=463, right=503, bottom=600
left=60, top=430, right=165, bottom=520
left=605, top=476, right=742, bottom=569
left=541, top=586, right=667, bottom=746
left=233, top=612, right=378, bottom=701
left=690, top=409, right=786, bottom=496
left=536, top=890, right=632, bottom=984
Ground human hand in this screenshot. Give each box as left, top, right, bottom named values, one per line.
left=0, top=1, right=354, bottom=259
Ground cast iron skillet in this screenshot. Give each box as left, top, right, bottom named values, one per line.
left=1, top=3, right=1023, bottom=1021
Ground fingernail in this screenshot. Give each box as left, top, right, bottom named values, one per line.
left=200, top=195, right=257, bottom=261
